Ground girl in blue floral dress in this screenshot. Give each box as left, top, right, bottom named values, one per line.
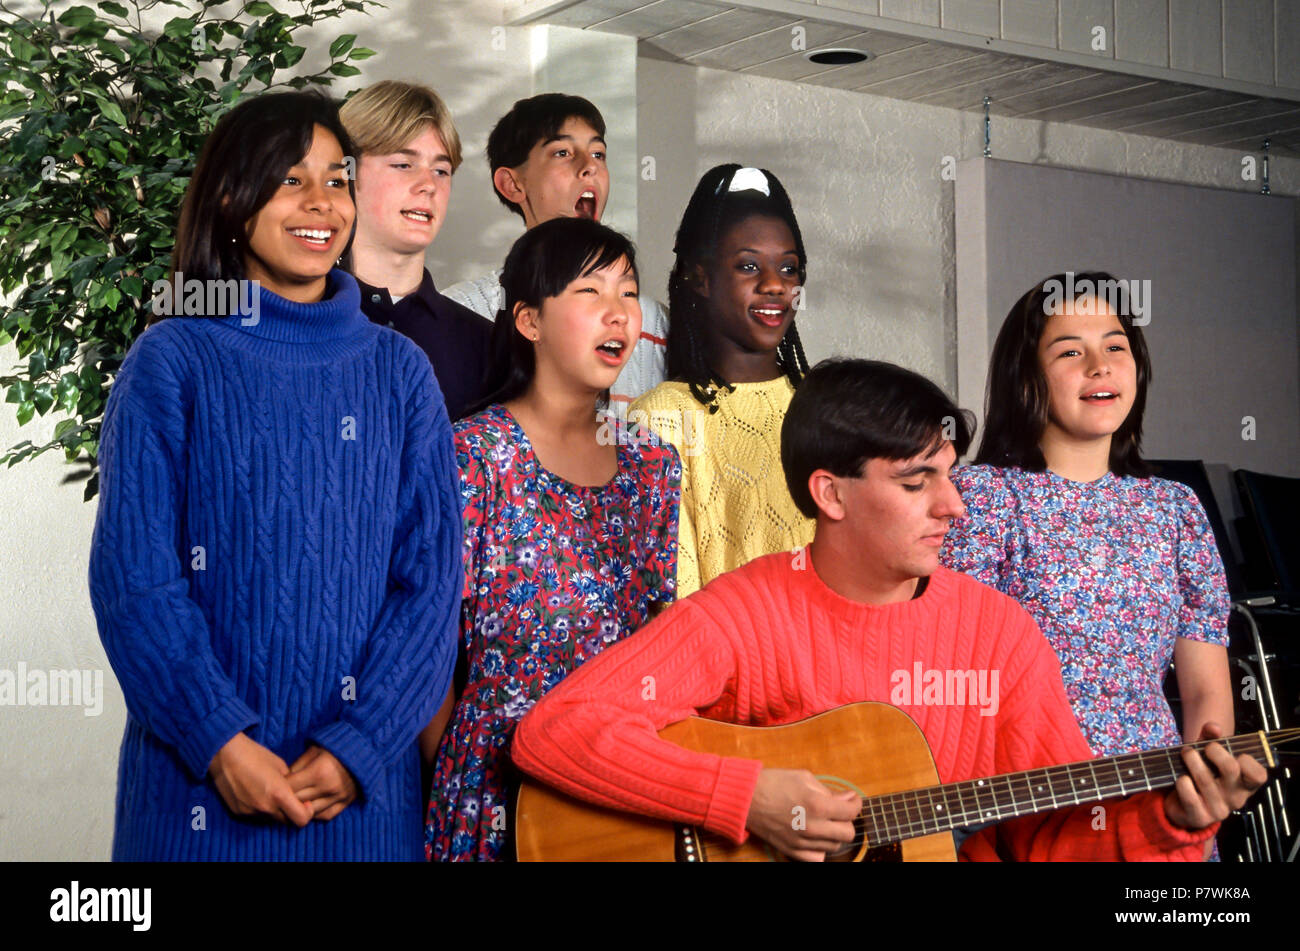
left=423, top=218, right=681, bottom=861
left=942, top=273, right=1233, bottom=857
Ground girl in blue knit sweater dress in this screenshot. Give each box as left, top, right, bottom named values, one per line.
left=88, top=93, right=462, bottom=860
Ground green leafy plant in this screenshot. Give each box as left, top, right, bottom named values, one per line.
left=0, top=0, right=379, bottom=499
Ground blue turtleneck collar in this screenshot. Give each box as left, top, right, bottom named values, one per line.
left=203, top=269, right=373, bottom=362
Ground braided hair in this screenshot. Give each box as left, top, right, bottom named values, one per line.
left=665, top=164, right=811, bottom=411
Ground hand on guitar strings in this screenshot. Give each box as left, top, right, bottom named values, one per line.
left=747, top=768, right=863, bottom=862
left=1163, top=722, right=1269, bottom=831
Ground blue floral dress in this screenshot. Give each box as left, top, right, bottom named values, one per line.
left=941, top=465, right=1230, bottom=757
left=426, top=405, right=680, bottom=861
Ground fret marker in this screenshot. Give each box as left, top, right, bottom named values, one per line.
left=935, top=804, right=943, bottom=812
left=977, top=780, right=985, bottom=786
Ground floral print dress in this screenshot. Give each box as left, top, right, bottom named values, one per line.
left=941, top=465, right=1230, bottom=757
left=426, top=404, right=681, bottom=861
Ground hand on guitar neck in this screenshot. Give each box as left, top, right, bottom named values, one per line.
left=745, top=721, right=1269, bottom=863
left=1163, top=722, right=1269, bottom=833
left=747, top=768, right=862, bottom=862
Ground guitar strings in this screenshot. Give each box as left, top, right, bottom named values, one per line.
left=861, top=730, right=1298, bottom=843
left=853, top=728, right=1300, bottom=845
left=862, top=729, right=1300, bottom=843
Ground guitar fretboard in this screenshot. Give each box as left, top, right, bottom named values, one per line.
left=858, top=729, right=1289, bottom=845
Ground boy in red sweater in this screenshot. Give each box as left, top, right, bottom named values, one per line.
left=513, top=359, right=1266, bottom=860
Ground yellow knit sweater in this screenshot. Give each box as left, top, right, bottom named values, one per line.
left=629, top=377, right=815, bottom=598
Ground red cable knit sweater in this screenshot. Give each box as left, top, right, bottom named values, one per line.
left=513, top=553, right=1217, bottom=860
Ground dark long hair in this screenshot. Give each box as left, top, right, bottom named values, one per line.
left=665, top=164, right=811, bottom=410
left=166, top=91, right=356, bottom=301
left=974, top=270, right=1153, bottom=477
left=469, top=216, right=638, bottom=415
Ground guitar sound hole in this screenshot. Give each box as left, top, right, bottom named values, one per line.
left=826, top=825, right=874, bottom=862
left=861, top=842, right=902, bottom=862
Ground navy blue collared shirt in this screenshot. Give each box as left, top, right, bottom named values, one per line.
left=357, top=270, right=493, bottom=421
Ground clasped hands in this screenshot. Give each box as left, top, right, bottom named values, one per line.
left=208, top=733, right=358, bottom=827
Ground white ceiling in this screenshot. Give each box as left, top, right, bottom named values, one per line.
left=508, top=0, right=1300, bottom=155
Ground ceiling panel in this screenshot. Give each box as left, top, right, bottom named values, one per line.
left=687, top=20, right=864, bottom=71
left=641, top=9, right=799, bottom=59
left=914, top=61, right=1099, bottom=113
left=1164, top=110, right=1300, bottom=145
left=739, top=30, right=924, bottom=82
left=995, top=73, right=1153, bottom=118
left=803, top=58, right=904, bottom=91
left=1119, top=97, right=1300, bottom=137
left=857, top=51, right=1033, bottom=98
left=513, top=0, right=1300, bottom=156
left=810, top=41, right=985, bottom=90
left=596, top=0, right=725, bottom=36
left=1078, top=88, right=1253, bottom=128
left=520, top=0, right=651, bottom=29
left=1033, top=82, right=1205, bottom=124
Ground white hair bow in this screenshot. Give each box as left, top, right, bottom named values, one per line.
left=725, top=166, right=770, bottom=196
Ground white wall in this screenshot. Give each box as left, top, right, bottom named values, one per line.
left=0, top=399, right=116, bottom=859
left=4, top=1, right=1299, bottom=859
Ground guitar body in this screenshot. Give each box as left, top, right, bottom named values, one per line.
left=515, top=701, right=958, bottom=862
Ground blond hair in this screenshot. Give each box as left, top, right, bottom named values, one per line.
left=339, top=80, right=463, bottom=171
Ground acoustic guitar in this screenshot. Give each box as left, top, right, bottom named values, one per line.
left=514, top=701, right=1292, bottom=861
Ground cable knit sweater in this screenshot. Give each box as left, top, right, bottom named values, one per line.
left=88, top=269, right=461, bottom=861
left=629, top=378, right=815, bottom=598
left=513, top=554, right=1216, bottom=861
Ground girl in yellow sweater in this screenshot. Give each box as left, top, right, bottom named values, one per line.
left=630, top=165, right=815, bottom=597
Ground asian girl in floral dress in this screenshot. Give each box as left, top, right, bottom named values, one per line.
left=423, top=217, right=680, bottom=861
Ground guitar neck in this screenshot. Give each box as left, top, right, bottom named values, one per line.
left=861, top=729, right=1283, bottom=845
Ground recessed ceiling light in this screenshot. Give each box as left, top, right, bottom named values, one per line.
left=804, top=47, right=872, bottom=66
